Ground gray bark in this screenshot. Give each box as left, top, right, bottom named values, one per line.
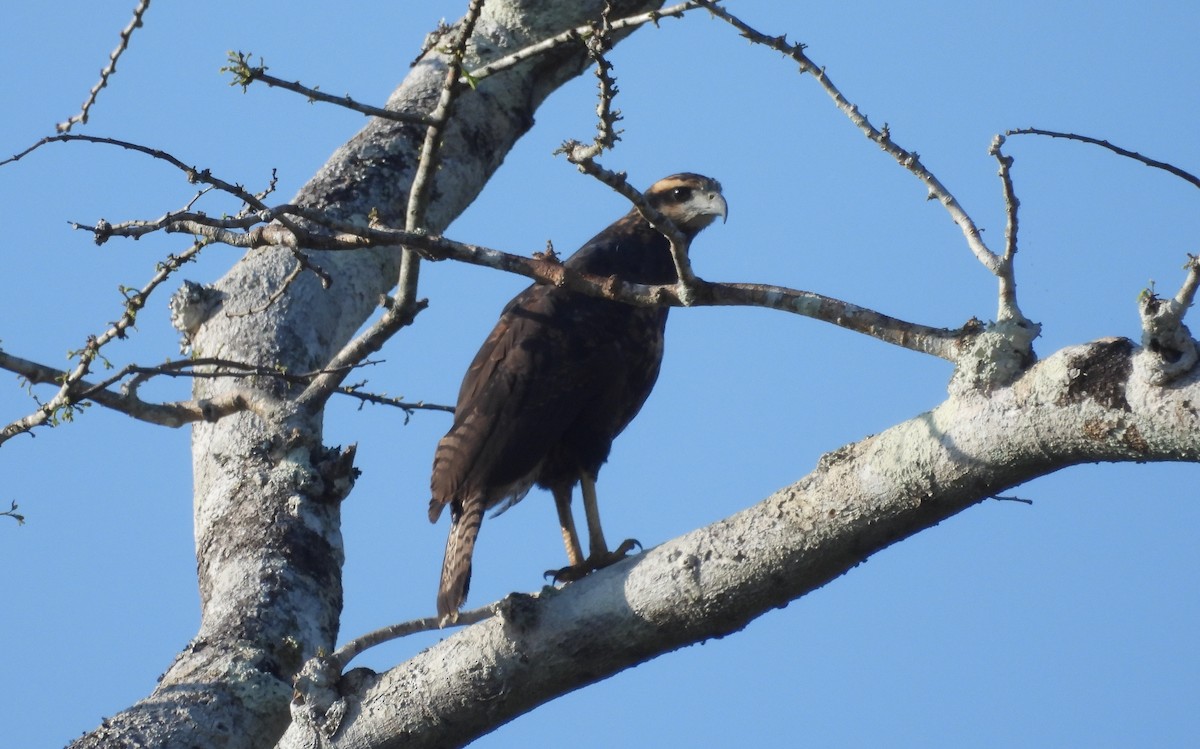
left=68, top=2, right=665, bottom=747
left=277, top=338, right=1200, bottom=748
left=61, top=3, right=1200, bottom=749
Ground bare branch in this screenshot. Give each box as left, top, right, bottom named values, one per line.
left=1006, top=127, right=1200, bottom=190
left=2, top=134, right=268, bottom=210
left=0, top=348, right=446, bottom=432
left=56, top=0, right=153, bottom=133
left=221, top=51, right=433, bottom=125
left=568, top=3, right=624, bottom=161
left=561, top=157, right=700, bottom=301
left=988, top=134, right=1022, bottom=321
left=1, top=501, right=24, bottom=525
left=398, top=0, right=487, bottom=312
left=297, top=295, right=429, bottom=414
left=0, top=242, right=204, bottom=445
left=464, top=1, right=702, bottom=84
left=85, top=195, right=977, bottom=362
left=331, top=604, right=494, bottom=670
left=336, top=381, right=454, bottom=421
left=697, top=1, right=1005, bottom=278
left=59, top=187, right=977, bottom=362
left=0, top=349, right=256, bottom=429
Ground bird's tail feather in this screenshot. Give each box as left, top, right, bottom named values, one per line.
left=437, top=500, right=484, bottom=625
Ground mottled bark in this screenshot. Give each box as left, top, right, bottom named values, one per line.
left=278, top=339, right=1200, bottom=749
left=68, top=2, right=666, bottom=748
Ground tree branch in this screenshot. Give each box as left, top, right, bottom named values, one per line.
left=463, top=1, right=702, bottom=84
left=56, top=0, right=153, bottom=133
left=697, top=2, right=1009, bottom=283
left=0, top=242, right=204, bottom=445
left=0, top=349, right=258, bottom=429
left=221, top=51, right=433, bottom=125
left=988, top=134, right=1023, bottom=322
left=1006, top=127, right=1200, bottom=190
left=1135, top=255, right=1200, bottom=385
left=282, top=337, right=1198, bottom=749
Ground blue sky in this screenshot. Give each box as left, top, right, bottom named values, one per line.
left=2, top=2, right=1199, bottom=747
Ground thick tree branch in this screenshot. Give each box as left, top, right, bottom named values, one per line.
left=281, top=337, right=1199, bottom=748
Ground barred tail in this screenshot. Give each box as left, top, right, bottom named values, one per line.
left=437, top=500, right=484, bottom=625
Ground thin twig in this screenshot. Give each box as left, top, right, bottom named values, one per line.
left=10, top=134, right=329, bottom=307
left=696, top=1, right=1004, bottom=278
left=1, top=501, right=25, bottom=525
left=1006, top=128, right=1200, bottom=190
left=222, top=253, right=330, bottom=319
left=992, top=495, right=1034, bottom=505
left=337, top=381, right=455, bottom=422
left=463, top=1, right=702, bottom=84
left=57, top=0, right=153, bottom=133
left=2, top=135, right=267, bottom=209
left=0, top=243, right=204, bottom=445
left=398, top=0, right=486, bottom=313
left=564, top=157, right=698, bottom=297
left=988, top=134, right=1022, bottom=321
left=331, top=604, right=494, bottom=670
left=221, top=51, right=433, bottom=125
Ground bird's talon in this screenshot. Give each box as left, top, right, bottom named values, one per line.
left=614, top=538, right=641, bottom=556
left=546, top=540, right=643, bottom=585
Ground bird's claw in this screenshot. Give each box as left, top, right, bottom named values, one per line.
left=544, top=538, right=642, bottom=583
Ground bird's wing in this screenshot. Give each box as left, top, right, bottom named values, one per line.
left=429, top=284, right=613, bottom=518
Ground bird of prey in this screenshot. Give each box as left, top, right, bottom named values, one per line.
left=429, top=173, right=727, bottom=623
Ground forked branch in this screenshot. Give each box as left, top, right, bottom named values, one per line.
left=696, top=1, right=1032, bottom=326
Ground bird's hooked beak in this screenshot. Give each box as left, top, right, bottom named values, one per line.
left=711, top=192, right=729, bottom=224
left=692, top=189, right=728, bottom=230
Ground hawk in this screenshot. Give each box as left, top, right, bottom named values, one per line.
left=429, top=173, right=728, bottom=622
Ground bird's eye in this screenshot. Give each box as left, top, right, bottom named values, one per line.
left=671, top=187, right=693, bottom=202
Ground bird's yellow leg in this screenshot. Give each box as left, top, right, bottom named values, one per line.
left=580, top=473, right=609, bottom=558
left=546, top=476, right=640, bottom=583
left=581, top=474, right=640, bottom=571
left=553, top=485, right=584, bottom=567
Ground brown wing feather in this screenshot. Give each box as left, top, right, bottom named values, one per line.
left=430, top=284, right=605, bottom=518
left=430, top=284, right=613, bottom=617
left=427, top=173, right=725, bottom=619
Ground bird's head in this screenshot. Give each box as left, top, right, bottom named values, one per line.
left=645, top=173, right=728, bottom=236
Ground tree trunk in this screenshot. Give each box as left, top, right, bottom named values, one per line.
left=68, top=2, right=666, bottom=747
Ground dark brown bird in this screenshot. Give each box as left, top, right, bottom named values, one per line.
left=429, top=173, right=727, bottom=623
